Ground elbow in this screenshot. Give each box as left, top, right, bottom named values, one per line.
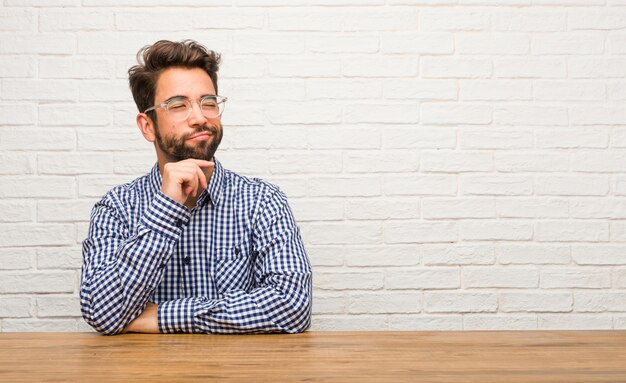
left=280, top=291, right=312, bottom=334
left=80, top=291, right=127, bottom=335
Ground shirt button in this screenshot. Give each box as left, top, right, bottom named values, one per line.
left=235, top=247, right=240, bottom=255
left=176, top=219, right=184, bottom=227
left=183, top=256, right=191, bottom=265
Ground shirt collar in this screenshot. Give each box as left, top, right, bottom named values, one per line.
left=148, top=157, right=225, bottom=207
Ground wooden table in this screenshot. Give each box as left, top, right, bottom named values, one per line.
left=1, top=331, right=626, bottom=382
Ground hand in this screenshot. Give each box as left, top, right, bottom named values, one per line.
left=161, top=159, right=214, bottom=205
left=122, top=302, right=159, bottom=334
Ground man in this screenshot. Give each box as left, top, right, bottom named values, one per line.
left=80, top=40, right=312, bottom=335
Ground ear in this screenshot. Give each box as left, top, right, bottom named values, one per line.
left=137, top=113, right=156, bottom=143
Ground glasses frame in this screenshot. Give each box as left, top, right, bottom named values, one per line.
left=144, top=95, right=228, bottom=121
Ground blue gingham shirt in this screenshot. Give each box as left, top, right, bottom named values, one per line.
left=80, top=159, right=312, bottom=335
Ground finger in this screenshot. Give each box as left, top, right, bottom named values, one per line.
left=188, top=159, right=214, bottom=168
left=196, top=165, right=208, bottom=190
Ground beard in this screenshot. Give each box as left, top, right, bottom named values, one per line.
left=154, top=122, right=223, bottom=162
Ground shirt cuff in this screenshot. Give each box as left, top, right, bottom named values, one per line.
left=158, top=298, right=199, bottom=333
left=140, top=192, right=191, bottom=241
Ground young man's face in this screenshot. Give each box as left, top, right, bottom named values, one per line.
left=150, top=67, right=223, bottom=162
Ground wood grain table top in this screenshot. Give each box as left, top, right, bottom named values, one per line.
left=1, top=331, right=625, bottom=382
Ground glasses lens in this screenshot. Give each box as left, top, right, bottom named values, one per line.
left=200, top=96, right=223, bottom=118
left=166, top=98, right=192, bottom=121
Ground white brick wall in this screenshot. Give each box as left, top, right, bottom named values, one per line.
left=1, top=0, right=626, bottom=332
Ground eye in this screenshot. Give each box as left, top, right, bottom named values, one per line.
left=201, top=97, right=218, bottom=109
left=168, top=100, right=188, bottom=110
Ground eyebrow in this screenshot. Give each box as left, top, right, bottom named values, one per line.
left=163, top=94, right=217, bottom=104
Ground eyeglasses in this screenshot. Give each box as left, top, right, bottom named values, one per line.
left=144, top=95, right=228, bottom=122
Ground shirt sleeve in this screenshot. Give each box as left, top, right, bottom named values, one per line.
left=80, top=190, right=190, bottom=335
left=157, top=187, right=312, bottom=334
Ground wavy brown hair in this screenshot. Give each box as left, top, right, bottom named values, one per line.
left=128, top=39, right=221, bottom=121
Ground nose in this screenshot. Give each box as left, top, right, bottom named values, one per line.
left=187, top=100, right=207, bottom=126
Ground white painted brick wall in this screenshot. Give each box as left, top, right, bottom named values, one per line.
left=2, top=1, right=626, bottom=332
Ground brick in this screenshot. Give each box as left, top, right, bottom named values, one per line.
left=421, top=103, right=491, bottom=124
left=532, top=34, right=605, bottom=54
left=386, top=268, right=460, bottom=289
left=608, top=82, right=626, bottom=100
left=575, top=292, right=626, bottom=312
left=535, top=175, right=608, bottom=196
left=220, top=103, right=265, bottom=126
left=389, top=315, right=463, bottom=330
left=610, top=221, right=626, bottom=242
left=0, top=224, right=75, bottom=247
left=0, top=153, right=35, bottom=175
left=383, top=127, right=456, bottom=149
left=457, top=33, right=530, bottom=54
left=422, top=58, right=492, bottom=78
left=307, top=126, right=381, bottom=149
left=609, top=34, right=626, bottom=54
left=425, top=292, right=497, bottom=313
left=225, top=80, right=306, bottom=101
left=460, top=80, right=532, bottom=101
left=573, top=245, right=626, bottom=265
left=0, top=33, right=75, bottom=54
left=6, top=0, right=77, bottom=4
left=423, top=244, right=495, bottom=266
left=542, top=269, right=610, bottom=289
left=229, top=126, right=307, bottom=150
left=308, top=79, right=382, bottom=100
left=421, top=151, right=492, bottom=172
left=0, top=56, right=35, bottom=78
left=307, top=35, right=379, bottom=54
left=0, top=177, right=75, bottom=198
left=496, top=198, right=568, bottom=218
left=312, top=293, right=346, bottom=314
left=268, top=58, right=341, bottom=77
left=494, top=58, right=566, bottom=78
left=269, top=151, right=341, bottom=174
left=420, top=9, right=490, bottom=31
left=536, top=221, right=609, bottom=242
left=461, top=175, right=533, bottom=196
left=345, top=10, right=418, bottom=31
left=497, top=244, right=570, bottom=265
left=614, top=268, right=626, bottom=288
left=308, top=176, right=380, bottom=197
left=40, top=9, right=112, bottom=31
left=37, top=247, right=82, bottom=270
left=0, top=297, right=32, bottom=318
left=0, top=248, right=36, bottom=270
left=571, top=151, right=626, bottom=172
left=384, top=221, right=457, bottom=244
left=77, top=129, right=146, bottom=152
left=536, top=128, right=608, bottom=149
left=39, top=57, right=114, bottom=79
left=39, top=104, right=111, bottom=126
left=461, top=129, right=533, bottom=149
left=494, top=105, right=568, bottom=126
left=79, top=80, right=129, bottom=102
left=500, top=293, right=572, bottom=313
left=422, top=198, right=495, bottom=219
left=494, top=152, right=569, bottom=172
left=570, top=198, right=626, bottom=219
left=220, top=57, right=265, bottom=79
left=77, top=32, right=156, bottom=55
left=345, top=198, right=420, bottom=220
left=308, top=222, right=381, bottom=245
left=38, top=200, right=97, bottom=223
left=0, top=200, right=35, bottom=223
left=306, top=246, right=345, bottom=267
left=1, top=319, right=78, bottom=332
left=348, top=292, right=421, bottom=314
left=83, top=0, right=221, bottom=4
left=234, top=34, right=305, bottom=54
left=2, top=79, right=78, bottom=101
left=218, top=151, right=269, bottom=176
left=533, top=80, right=605, bottom=101
left=0, top=9, right=35, bottom=31
left=569, top=58, right=626, bottom=78
left=108, top=152, right=154, bottom=173
left=616, top=177, right=626, bottom=196
left=314, top=271, right=384, bottom=290
left=311, top=315, right=387, bottom=331
left=344, top=150, right=418, bottom=173
left=345, top=103, right=419, bottom=124
left=463, top=267, right=539, bottom=288
left=0, top=271, right=74, bottom=293
left=268, top=9, right=344, bottom=31
left=0, top=104, right=36, bottom=125
left=344, top=245, right=420, bottom=267
left=38, top=153, right=113, bottom=175
left=192, top=9, right=264, bottom=30
left=494, top=10, right=566, bottom=32
left=290, top=199, right=344, bottom=222
left=384, top=79, right=457, bottom=100
left=36, top=296, right=81, bottom=317
left=464, top=315, right=537, bottom=330
left=267, top=102, right=341, bottom=124
left=381, top=33, right=453, bottom=54
left=570, top=9, right=626, bottom=30
left=383, top=175, right=457, bottom=196
left=344, top=56, right=418, bottom=77
left=460, top=220, right=534, bottom=241
left=538, top=314, right=612, bottom=330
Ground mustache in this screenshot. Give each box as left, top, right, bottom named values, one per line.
left=184, top=125, right=218, bottom=140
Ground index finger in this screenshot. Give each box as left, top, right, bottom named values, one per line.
left=188, top=159, right=214, bottom=168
